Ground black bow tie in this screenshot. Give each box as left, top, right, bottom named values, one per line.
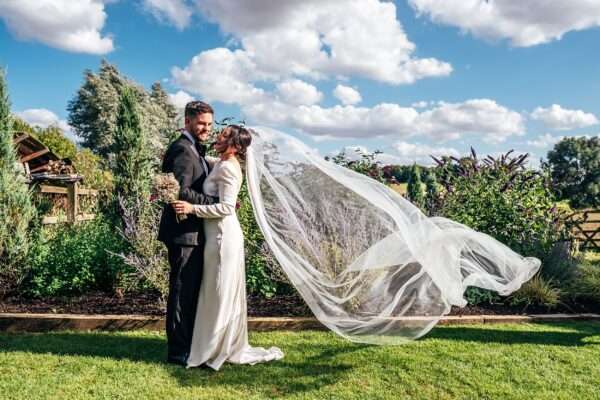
left=195, top=142, right=207, bottom=157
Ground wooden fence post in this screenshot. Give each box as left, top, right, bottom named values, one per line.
left=67, top=181, right=80, bottom=224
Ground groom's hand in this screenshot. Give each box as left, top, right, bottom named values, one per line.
left=172, top=200, right=194, bottom=215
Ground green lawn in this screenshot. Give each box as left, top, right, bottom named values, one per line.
left=1, top=322, right=599, bottom=400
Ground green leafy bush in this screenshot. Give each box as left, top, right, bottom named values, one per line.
left=509, top=275, right=561, bottom=309
left=539, top=241, right=579, bottom=282
left=434, top=150, right=571, bottom=262
left=464, top=287, right=502, bottom=306
left=24, top=216, right=130, bottom=297
left=238, top=180, right=279, bottom=297
left=432, top=149, right=574, bottom=306
left=116, top=198, right=170, bottom=300
left=568, top=253, right=600, bottom=304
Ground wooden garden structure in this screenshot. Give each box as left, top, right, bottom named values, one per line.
left=567, top=209, right=600, bottom=251
left=14, top=132, right=97, bottom=224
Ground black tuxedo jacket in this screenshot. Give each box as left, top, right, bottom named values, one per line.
left=158, top=134, right=214, bottom=246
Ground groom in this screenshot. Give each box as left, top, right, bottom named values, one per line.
left=158, top=100, right=217, bottom=366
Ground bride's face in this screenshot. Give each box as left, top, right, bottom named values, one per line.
left=214, top=130, right=237, bottom=156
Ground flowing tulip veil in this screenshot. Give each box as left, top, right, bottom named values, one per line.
left=245, top=126, right=541, bottom=345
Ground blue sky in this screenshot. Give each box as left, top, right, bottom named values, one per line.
left=1, top=0, right=599, bottom=167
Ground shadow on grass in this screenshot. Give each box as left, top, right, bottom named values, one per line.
left=1, top=322, right=598, bottom=396
left=426, top=321, right=600, bottom=347
left=0, top=331, right=361, bottom=397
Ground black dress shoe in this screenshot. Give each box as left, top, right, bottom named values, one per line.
left=167, top=355, right=187, bottom=366
left=186, top=363, right=214, bottom=370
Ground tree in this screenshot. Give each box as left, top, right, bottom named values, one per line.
left=68, top=60, right=176, bottom=159
left=112, top=87, right=153, bottom=218
left=150, top=81, right=179, bottom=143
left=545, top=136, right=600, bottom=209
left=423, top=168, right=440, bottom=215
left=11, top=116, right=36, bottom=135
left=0, top=68, right=37, bottom=298
left=326, top=149, right=390, bottom=184
left=407, top=163, right=425, bottom=209
left=388, top=165, right=412, bottom=183
left=35, top=126, right=77, bottom=159
left=112, top=87, right=170, bottom=299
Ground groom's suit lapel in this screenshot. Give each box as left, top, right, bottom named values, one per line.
left=179, top=133, right=209, bottom=175
left=180, top=133, right=200, bottom=159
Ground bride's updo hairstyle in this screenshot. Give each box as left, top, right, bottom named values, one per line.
left=220, top=124, right=252, bottom=161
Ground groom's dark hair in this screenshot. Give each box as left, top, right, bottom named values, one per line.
left=185, top=101, right=214, bottom=118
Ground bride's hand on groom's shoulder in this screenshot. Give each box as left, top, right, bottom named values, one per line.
left=172, top=200, right=194, bottom=215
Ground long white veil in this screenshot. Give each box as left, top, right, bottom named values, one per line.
left=245, top=126, right=540, bottom=345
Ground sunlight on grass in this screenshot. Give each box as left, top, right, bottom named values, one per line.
left=390, top=183, right=407, bottom=196
left=1, top=322, right=599, bottom=399
left=583, top=252, right=600, bottom=265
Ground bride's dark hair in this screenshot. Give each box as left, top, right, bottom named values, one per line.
left=220, top=125, right=252, bottom=161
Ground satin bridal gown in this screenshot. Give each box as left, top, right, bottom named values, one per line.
left=186, top=156, right=284, bottom=370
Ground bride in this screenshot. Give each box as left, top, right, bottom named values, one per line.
left=172, top=125, right=283, bottom=370
left=174, top=123, right=540, bottom=365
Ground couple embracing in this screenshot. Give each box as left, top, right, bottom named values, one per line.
left=157, top=101, right=283, bottom=371
left=156, top=101, right=541, bottom=369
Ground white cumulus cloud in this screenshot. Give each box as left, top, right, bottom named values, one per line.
left=171, top=47, right=267, bottom=105
left=168, top=90, right=195, bottom=110
left=333, top=84, right=362, bottom=105
left=243, top=98, right=524, bottom=143
left=16, top=108, right=77, bottom=142
left=332, top=142, right=462, bottom=166
left=185, top=0, right=451, bottom=85
left=409, top=0, right=600, bottom=47
left=276, top=79, right=323, bottom=106
left=0, top=0, right=114, bottom=54
left=393, top=141, right=461, bottom=160
left=530, top=104, right=599, bottom=131
left=142, top=0, right=193, bottom=30
left=526, top=133, right=564, bottom=148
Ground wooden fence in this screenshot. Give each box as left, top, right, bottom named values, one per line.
left=567, top=209, right=600, bottom=251
left=39, top=182, right=97, bottom=225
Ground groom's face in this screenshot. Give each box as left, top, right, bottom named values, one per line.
left=186, top=112, right=213, bottom=142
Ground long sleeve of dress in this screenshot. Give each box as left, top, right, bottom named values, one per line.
left=205, top=155, right=220, bottom=167
left=192, top=162, right=239, bottom=218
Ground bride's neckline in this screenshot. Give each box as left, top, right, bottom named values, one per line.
left=219, top=156, right=242, bottom=172
left=220, top=156, right=239, bottom=164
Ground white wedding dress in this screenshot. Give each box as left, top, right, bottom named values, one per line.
left=186, top=157, right=283, bottom=370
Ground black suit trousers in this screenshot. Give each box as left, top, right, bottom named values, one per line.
left=165, top=243, right=204, bottom=361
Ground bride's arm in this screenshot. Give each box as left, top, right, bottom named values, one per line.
left=173, top=163, right=238, bottom=218
left=204, top=155, right=220, bottom=167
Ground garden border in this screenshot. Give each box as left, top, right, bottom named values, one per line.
left=1, top=313, right=599, bottom=333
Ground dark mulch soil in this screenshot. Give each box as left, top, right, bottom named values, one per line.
left=450, top=301, right=600, bottom=316
left=0, top=292, right=165, bottom=316
left=1, top=292, right=598, bottom=317
left=0, top=292, right=312, bottom=317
